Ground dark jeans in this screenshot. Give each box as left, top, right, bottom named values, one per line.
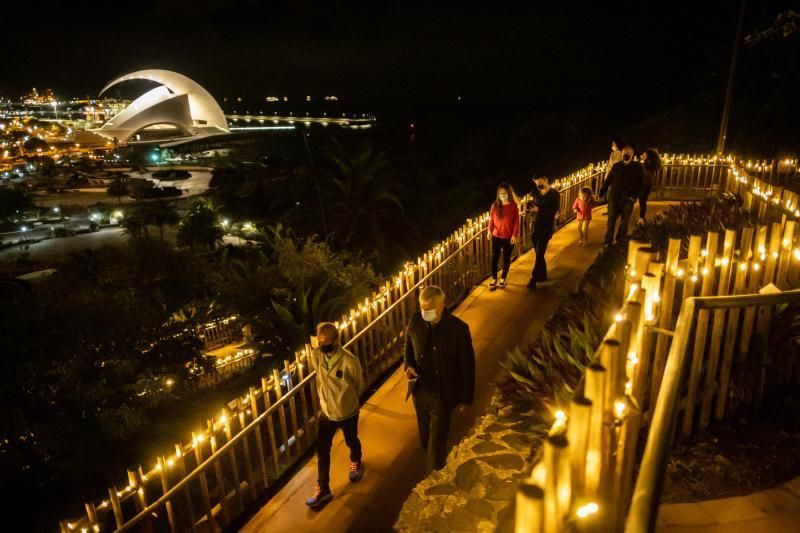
left=412, top=389, right=454, bottom=472
left=639, top=185, right=652, bottom=219
left=604, top=199, right=633, bottom=245
left=490, top=236, right=514, bottom=280
left=317, top=413, right=362, bottom=489
left=531, top=229, right=553, bottom=283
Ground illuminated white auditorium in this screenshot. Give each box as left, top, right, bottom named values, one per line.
left=93, top=69, right=230, bottom=143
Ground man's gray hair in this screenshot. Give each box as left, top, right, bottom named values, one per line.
left=419, top=285, right=446, bottom=305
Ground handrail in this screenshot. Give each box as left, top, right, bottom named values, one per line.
left=625, top=289, right=800, bottom=533
left=342, top=224, right=487, bottom=347
left=63, top=153, right=797, bottom=532
left=116, top=370, right=317, bottom=532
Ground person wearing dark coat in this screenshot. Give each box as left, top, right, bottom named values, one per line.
left=403, top=286, right=475, bottom=472
left=526, top=176, right=560, bottom=290
left=638, top=148, right=662, bottom=223
left=599, top=145, right=644, bottom=246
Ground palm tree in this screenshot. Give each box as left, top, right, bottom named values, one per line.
left=316, top=140, right=406, bottom=266
left=146, top=201, right=180, bottom=241
left=178, top=201, right=224, bottom=251
left=107, top=174, right=130, bottom=204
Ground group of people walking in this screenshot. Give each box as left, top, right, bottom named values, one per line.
left=600, top=137, right=663, bottom=247
left=303, top=137, right=662, bottom=510
left=305, top=286, right=476, bottom=509
left=487, top=137, right=662, bottom=288
left=487, top=176, right=561, bottom=291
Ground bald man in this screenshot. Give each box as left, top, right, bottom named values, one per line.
left=306, top=322, right=365, bottom=509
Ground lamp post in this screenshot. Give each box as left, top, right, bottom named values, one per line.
left=716, top=0, right=748, bottom=154
left=301, top=130, right=329, bottom=240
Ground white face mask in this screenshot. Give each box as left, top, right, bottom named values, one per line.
left=499, top=193, right=509, bottom=202
left=421, top=309, right=438, bottom=322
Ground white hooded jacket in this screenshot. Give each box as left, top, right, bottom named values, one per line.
left=310, top=345, right=365, bottom=421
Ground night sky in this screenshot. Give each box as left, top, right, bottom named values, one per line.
left=1, top=0, right=796, bottom=146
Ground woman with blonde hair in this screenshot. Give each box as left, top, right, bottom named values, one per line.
left=487, top=182, right=520, bottom=289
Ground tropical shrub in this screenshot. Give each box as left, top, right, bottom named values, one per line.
left=500, top=246, right=627, bottom=412
left=630, top=193, right=756, bottom=256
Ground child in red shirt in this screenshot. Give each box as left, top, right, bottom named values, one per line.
left=572, top=187, right=594, bottom=246
left=487, top=183, right=520, bottom=288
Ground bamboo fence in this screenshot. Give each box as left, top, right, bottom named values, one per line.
left=515, top=157, right=800, bottom=532
left=61, top=154, right=800, bottom=532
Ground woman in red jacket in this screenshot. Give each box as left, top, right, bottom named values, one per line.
left=487, top=182, right=520, bottom=289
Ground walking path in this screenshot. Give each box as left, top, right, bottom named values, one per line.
left=240, top=207, right=625, bottom=533
left=657, top=477, right=800, bottom=532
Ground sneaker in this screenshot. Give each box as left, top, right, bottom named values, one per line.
left=306, top=485, right=333, bottom=508
left=488, top=279, right=498, bottom=288
left=498, top=278, right=507, bottom=288
left=349, top=460, right=364, bottom=482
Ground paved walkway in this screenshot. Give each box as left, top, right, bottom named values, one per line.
left=657, top=477, right=800, bottom=532
left=241, top=208, right=616, bottom=533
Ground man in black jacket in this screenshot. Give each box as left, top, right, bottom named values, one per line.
left=526, top=176, right=560, bottom=290
left=404, top=285, right=475, bottom=472
left=599, top=145, right=644, bottom=246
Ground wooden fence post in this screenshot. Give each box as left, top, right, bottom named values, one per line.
left=249, top=386, right=271, bottom=491
left=272, top=368, right=293, bottom=463
left=651, top=237, right=681, bottom=407
left=157, top=456, right=177, bottom=533
left=700, top=228, right=736, bottom=428
left=583, top=363, right=607, bottom=500
left=236, top=399, right=258, bottom=501
left=208, top=420, right=230, bottom=526
left=682, top=231, right=719, bottom=435
left=568, top=395, right=592, bottom=503
left=190, top=432, right=213, bottom=532
left=221, top=409, right=244, bottom=513
left=261, top=377, right=281, bottom=476
left=544, top=435, right=570, bottom=533
left=515, top=483, right=545, bottom=533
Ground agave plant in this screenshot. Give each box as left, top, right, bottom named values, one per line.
left=631, top=194, right=756, bottom=257
left=500, top=246, right=627, bottom=410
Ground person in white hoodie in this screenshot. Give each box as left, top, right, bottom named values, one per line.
left=306, top=322, right=366, bottom=509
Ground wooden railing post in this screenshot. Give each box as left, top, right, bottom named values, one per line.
left=515, top=482, right=545, bottom=533
left=191, top=432, right=214, bottom=532
left=682, top=231, right=718, bottom=435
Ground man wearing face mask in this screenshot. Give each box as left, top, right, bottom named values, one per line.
left=306, top=322, right=365, bottom=509
left=404, top=286, right=475, bottom=473
left=599, top=145, right=644, bottom=246
left=526, top=176, right=560, bottom=291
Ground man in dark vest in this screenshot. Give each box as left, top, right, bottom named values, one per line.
left=526, top=176, right=561, bottom=290
left=404, top=286, right=475, bottom=472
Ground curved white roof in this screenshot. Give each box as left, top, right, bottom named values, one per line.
left=96, top=69, right=228, bottom=142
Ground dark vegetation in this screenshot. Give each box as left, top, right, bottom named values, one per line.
left=500, top=246, right=627, bottom=410
left=0, top=227, right=376, bottom=530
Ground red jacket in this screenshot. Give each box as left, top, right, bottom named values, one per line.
left=572, top=198, right=593, bottom=221
left=489, top=201, right=520, bottom=239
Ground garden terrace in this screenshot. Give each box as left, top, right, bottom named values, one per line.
left=57, top=154, right=800, bottom=533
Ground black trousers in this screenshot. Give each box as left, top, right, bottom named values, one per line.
left=317, top=413, right=362, bottom=489
left=639, top=185, right=652, bottom=219
left=412, top=389, right=453, bottom=473
left=490, top=236, right=514, bottom=280
left=604, top=199, right=633, bottom=245
left=531, top=229, right=553, bottom=282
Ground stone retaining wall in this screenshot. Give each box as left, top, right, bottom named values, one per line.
left=395, top=393, right=547, bottom=532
